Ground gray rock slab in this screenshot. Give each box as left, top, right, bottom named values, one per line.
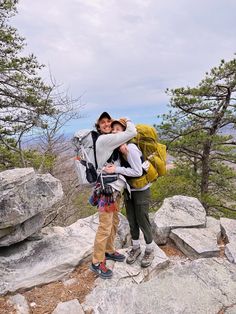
left=206, top=216, right=222, bottom=240
left=0, top=213, right=44, bottom=247
left=0, top=168, right=63, bottom=228
left=116, top=213, right=131, bottom=248
left=170, top=216, right=221, bottom=258
left=83, top=258, right=236, bottom=314
left=0, top=216, right=95, bottom=295
left=62, top=278, right=78, bottom=287
left=100, top=244, right=169, bottom=286
left=221, top=218, right=236, bottom=264
left=225, top=304, right=236, bottom=314
left=0, top=168, right=35, bottom=192
left=0, top=213, right=129, bottom=296
left=220, top=217, right=236, bottom=242
left=52, top=299, right=84, bottom=314
left=152, top=195, right=206, bottom=245
left=83, top=244, right=169, bottom=312
left=0, top=226, right=13, bottom=239
left=8, top=293, right=30, bottom=314
left=225, top=242, right=236, bottom=264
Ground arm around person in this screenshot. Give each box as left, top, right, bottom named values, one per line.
left=96, top=120, right=137, bottom=152
left=106, top=143, right=143, bottom=177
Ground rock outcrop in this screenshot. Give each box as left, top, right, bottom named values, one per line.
left=1, top=172, right=236, bottom=313
left=0, top=213, right=130, bottom=296
left=83, top=258, right=236, bottom=314
left=0, top=168, right=63, bottom=246
left=152, top=195, right=206, bottom=245
left=170, top=216, right=221, bottom=258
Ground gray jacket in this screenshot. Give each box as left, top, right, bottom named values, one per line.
left=96, top=120, right=137, bottom=171
left=115, top=143, right=151, bottom=191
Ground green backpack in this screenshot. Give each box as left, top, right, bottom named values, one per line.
left=128, top=124, right=167, bottom=189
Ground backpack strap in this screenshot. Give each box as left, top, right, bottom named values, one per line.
left=107, top=148, right=119, bottom=164
left=91, top=130, right=99, bottom=169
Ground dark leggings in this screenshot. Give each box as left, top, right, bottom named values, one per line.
left=124, top=188, right=153, bottom=244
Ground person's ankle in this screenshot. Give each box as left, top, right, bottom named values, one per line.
left=132, top=239, right=140, bottom=250
left=145, top=241, right=154, bottom=252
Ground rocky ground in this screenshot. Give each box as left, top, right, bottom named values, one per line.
left=0, top=242, right=183, bottom=314
left=1, top=158, right=235, bottom=313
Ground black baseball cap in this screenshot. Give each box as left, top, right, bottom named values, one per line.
left=97, top=112, right=112, bottom=122
left=95, top=112, right=112, bottom=132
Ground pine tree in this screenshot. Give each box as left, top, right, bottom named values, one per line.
left=0, top=0, right=55, bottom=141
left=159, top=58, right=236, bottom=212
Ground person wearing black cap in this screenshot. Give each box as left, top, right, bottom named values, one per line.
left=94, top=111, right=112, bottom=133
left=90, top=112, right=137, bottom=279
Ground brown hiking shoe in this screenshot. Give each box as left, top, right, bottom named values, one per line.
left=126, top=247, right=141, bottom=264
left=141, top=249, right=154, bottom=268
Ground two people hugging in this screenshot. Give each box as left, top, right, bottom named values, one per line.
left=90, top=112, right=154, bottom=279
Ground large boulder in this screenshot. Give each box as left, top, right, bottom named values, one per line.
left=152, top=195, right=206, bottom=244
left=0, top=213, right=44, bottom=247
left=0, top=213, right=130, bottom=296
left=0, top=168, right=63, bottom=246
left=83, top=257, right=236, bottom=314
left=170, top=216, right=221, bottom=258
left=82, top=240, right=170, bottom=313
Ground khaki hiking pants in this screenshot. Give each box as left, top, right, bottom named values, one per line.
left=92, top=198, right=120, bottom=263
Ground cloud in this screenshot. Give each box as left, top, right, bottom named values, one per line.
left=12, top=0, right=236, bottom=131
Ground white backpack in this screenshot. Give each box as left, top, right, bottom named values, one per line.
left=72, top=129, right=99, bottom=185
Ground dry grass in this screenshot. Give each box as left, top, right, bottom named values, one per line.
left=0, top=261, right=96, bottom=314
left=160, top=240, right=186, bottom=258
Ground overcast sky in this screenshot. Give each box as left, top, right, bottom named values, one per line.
left=13, top=0, right=236, bottom=132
